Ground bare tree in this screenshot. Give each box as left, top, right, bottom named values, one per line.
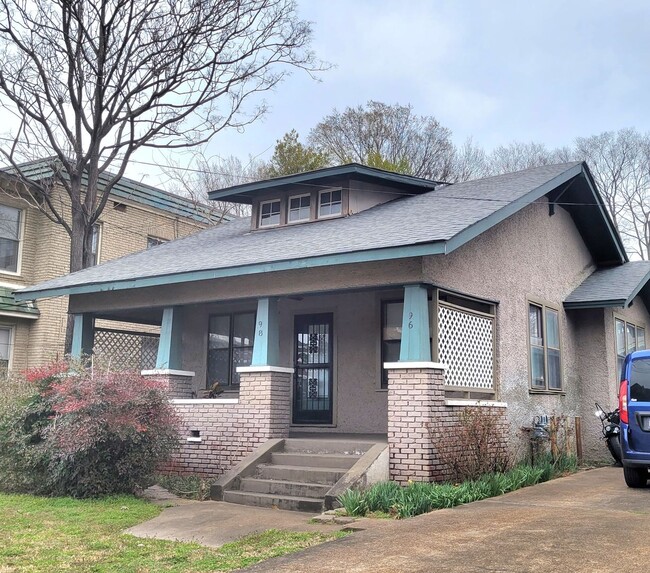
left=575, top=129, right=650, bottom=259
left=448, top=138, right=489, bottom=182
left=485, top=141, right=575, bottom=175
left=0, top=0, right=319, bottom=273
left=163, top=152, right=264, bottom=218
left=308, top=101, right=455, bottom=180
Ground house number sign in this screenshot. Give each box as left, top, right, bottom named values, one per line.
left=258, top=320, right=264, bottom=337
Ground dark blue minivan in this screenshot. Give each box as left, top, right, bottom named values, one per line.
left=619, top=350, right=650, bottom=487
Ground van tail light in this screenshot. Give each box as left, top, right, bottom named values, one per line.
left=619, top=380, right=629, bottom=424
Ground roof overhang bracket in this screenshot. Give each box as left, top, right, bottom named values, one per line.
left=547, top=179, right=576, bottom=217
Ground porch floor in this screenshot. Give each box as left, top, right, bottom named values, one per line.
left=287, top=432, right=387, bottom=443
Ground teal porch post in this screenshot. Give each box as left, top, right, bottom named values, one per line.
left=399, top=285, right=431, bottom=362
left=251, top=297, right=280, bottom=367
left=156, top=307, right=183, bottom=369
left=70, top=313, right=94, bottom=358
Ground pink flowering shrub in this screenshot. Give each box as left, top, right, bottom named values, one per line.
left=0, top=361, right=180, bottom=497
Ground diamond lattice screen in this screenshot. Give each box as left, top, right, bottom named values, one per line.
left=93, top=329, right=159, bottom=371
left=438, top=305, right=494, bottom=390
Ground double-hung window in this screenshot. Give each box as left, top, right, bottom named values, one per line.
left=529, top=303, right=561, bottom=391
left=288, top=194, right=311, bottom=222
left=0, top=205, right=21, bottom=273
left=616, top=318, right=646, bottom=377
left=207, top=312, right=255, bottom=388
left=259, top=200, right=281, bottom=227
left=318, top=189, right=342, bottom=218
left=381, top=301, right=404, bottom=389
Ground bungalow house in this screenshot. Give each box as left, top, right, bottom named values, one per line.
left=15, top=161, right=650, bottom=498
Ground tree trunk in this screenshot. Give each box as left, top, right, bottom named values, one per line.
left=64, top=182, right=87, bottom=353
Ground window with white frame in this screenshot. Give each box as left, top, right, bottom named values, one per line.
left=0, top=205, right=22, bottom=273
left=529, top=302, right=561, bottom=391
left=0, top=326, right=12, bottom=374
left=88, top=223, right=101, bottom=266
left=259, top=200, right=281, bottom=227
left=288, top=194, right=311, bottom=222
left=318, top=189, right=342, bottom=218
left=616, top=318, right=646, bottom=378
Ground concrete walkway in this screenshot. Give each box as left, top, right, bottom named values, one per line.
left=240, top=467, right=650, bottom=573
left=126, top=499, right=352, bottom=547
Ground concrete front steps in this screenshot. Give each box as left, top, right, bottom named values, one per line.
left=211, top=437, right=388, bottom=513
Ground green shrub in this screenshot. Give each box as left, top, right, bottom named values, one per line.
left=337, top=455, right=580, bottom=520
left=0, top=361, right=181, bottom=498
left=337, top=488, right=367, bottom=517
left=363, top=481, right=401, bottom=514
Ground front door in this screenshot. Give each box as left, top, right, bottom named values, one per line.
left=293, top=313, right=333, bottom=424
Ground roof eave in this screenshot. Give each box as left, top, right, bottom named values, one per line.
left=444, top=163, right=584, bottom=254
left=563, top=299, right=627, bottom=309
left=207, top=164, right=438, bottom=201
left=580, top=162, right=628, bottom=264
left=14, top=240, right=447, bottom=301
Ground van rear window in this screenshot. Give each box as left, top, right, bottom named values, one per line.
left=630, top=358, right=650, bottom=401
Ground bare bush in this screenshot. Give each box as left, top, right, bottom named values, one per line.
left=432, top=407, right=511, bottom=482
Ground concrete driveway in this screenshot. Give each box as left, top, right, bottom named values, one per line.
left=243, top=467, right=650, bottom=573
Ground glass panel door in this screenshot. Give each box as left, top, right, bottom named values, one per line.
left=293, top=313, right=333, bottom=424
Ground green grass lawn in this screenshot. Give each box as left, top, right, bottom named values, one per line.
left=0, top=494, right=346, bottom=572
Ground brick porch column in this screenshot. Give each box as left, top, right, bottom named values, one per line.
left=385, top=361, right=447, bottom=483
left=237, top=365, right=293, bottom=441
left=141, top=369, right=195, bottom=399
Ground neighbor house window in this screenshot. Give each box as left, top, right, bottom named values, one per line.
left=88, top=224, right=101, bottom=267
left=288, top=194, right=311, bottom=222
left=616, top=318, right=646, bottom=378
left=528, top=303, right=561, bottom=391
left=0, top=327, right=12, bottom=374
left=259, top=200, right=281, bottom=227
left=318, top=189, right=342, bottom=218
left=207, top=312, right=255, bottom=387
left=0, top=205, right=21, bottom=273
left=147, top=236, right=166, bottom=249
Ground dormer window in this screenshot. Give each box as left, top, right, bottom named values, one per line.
left=259, top=199, right=281, bottom=227
left=288, top=194, right=311, bottom=223
left=318, top=189, right=342, bottom=218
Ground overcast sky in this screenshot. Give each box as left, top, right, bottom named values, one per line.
left=240, top=0, right=650, bottom=149
left=5, top=0, right=650, bottom=188
left=141, top=0, right=650, bottom=187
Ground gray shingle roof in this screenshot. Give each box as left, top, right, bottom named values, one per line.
left=565, top=262, right=650, bottom=308
left=17, top=161, right=617, bottom=300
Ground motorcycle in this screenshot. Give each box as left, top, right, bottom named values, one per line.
left=595, top=402, right=621, bottom=465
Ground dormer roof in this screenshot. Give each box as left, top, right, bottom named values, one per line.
left=208, top=163, right=443, bottom=204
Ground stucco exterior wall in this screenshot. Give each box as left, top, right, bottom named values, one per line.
left=0, top=184, right=207, bottom=370
left=423, top=199, right=596, bottom=456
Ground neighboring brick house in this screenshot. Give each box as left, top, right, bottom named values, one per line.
left=0, top=160, right=217, bottom=372
left=16, top=162, right=650, bottom=482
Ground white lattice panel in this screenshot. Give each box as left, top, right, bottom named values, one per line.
left=438, top=305, right=494, bottom=390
